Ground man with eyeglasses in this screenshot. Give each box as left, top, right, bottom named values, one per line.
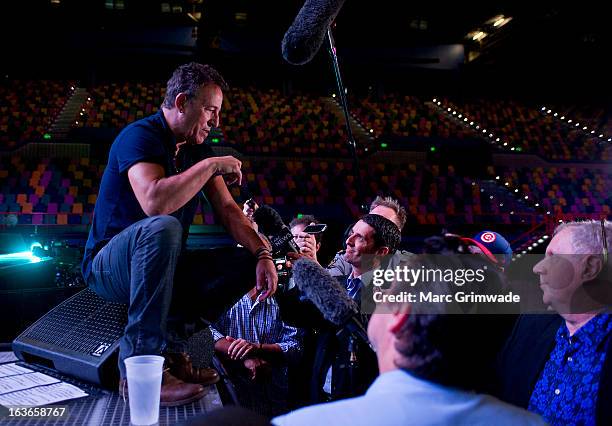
left=497, top=219, right=612, bottom=425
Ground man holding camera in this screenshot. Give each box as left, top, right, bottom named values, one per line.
left=289, top=215, right=323, bottom=263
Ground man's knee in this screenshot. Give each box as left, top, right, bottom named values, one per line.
left=140, top=215, right=183, bottom=248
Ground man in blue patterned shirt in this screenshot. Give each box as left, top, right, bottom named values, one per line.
left=210, top=287, right=302, bottom=416
left=498, top=219, right=612, bottom=425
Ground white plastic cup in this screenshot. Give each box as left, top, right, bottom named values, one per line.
left=124, top=355, right=164, bottom=425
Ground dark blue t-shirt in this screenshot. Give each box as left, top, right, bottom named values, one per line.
left=82, top=110, right=214, bottom=280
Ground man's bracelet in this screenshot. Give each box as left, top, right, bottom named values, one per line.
left=254, top=247, right=271, bottom=257
left=257, top=256, right=273, bottom=262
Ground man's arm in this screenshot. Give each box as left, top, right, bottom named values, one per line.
left=275, top=322, right=302, bottom=361
left=204, top=176, right=278, bottom=298
left=127, top=156, right=242, bottom=216
left=214, top=335, right=284, bottom=360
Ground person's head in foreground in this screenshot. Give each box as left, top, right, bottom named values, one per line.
left=272, top=255, right=546, bottom=426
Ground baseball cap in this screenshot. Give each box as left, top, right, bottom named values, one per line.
left=472, top=231, right=513, bottom=267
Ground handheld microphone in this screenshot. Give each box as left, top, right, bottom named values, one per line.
left=281, top=0, right=347, bottom=65
left=292, top=257, right=374, bottom=351
left=252, top=205, right=300, bottom=255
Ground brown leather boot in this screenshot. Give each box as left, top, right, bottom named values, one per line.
left=164, top=352, right=220, bottom=386
left=119, top=370, right=205, bottom=407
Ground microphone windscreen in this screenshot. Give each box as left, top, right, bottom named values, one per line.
left=292, top=257, right=358, bottom=325
left=252, top=205, right=284, bottom=235
left=281, top=0, right=347, bottom=65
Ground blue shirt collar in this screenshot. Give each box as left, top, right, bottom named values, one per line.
left=557, top=313, right=612, bottom=349
left=366, top=369, right=450, bottom=397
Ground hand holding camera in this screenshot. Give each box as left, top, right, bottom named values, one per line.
left=294, top=223, right=327, bottom=262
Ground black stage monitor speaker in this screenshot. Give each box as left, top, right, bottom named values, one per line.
left=12, top=287, right=128, bottom=388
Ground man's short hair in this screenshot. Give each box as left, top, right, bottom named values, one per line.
left=554, top=219, right=612, bottom=256
left=162, top=62, right=229, bottom=109
left=289, top=215, right=322, bottom=243
left=369, top=196, right=407, bottom=230
left=360, top=214, right=401, bottom=253
left=385, top=255, right=505, bottom=391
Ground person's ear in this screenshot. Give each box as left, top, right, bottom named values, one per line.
left=388, top=302, right=411, bottom=334
left=175, top=93, right=188, bottom=113
left=377, top=246, right=390, bottom=257
left=583, top=254, right=604, bottom=282
left=316, top=242, right=321, bottom=253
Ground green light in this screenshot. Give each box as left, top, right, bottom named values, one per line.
left=0, top=251, right=41, bottom=264
left=211, top=138, right=220, bottom=143
left=297, top=213, right=303, bottom=219
left=43, top=133, right=51, bottom=140
left=380, top=143, right=388, bottom=148
left=430, top=146, right=437, bottom=152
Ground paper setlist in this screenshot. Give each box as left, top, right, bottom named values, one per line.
left=0, top=364, right=88, bottom=407
left=0, top=382, right=89, bottom=407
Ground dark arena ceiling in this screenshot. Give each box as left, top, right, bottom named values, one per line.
left=1, top=1, right=609, bottom=97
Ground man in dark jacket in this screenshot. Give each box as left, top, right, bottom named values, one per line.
left=498, top=220, right=612, bottom=425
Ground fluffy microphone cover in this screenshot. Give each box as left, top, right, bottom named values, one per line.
left=281, top=0, right=347, bottom=65
left=292, top=257, right=359, bottom=325
left=252, top=205, right=284, bottom=235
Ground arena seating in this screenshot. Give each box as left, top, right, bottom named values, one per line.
left=350, top=94, right=473, bottom=140
left=78, top=84, right=353, bottom=156
left=489, top=165, right=612, bottom=216
left=1, top=155, right=546, bottom=226
left=79, top=82, right=165, bottom=129
left=3, top=147, right=609, bottom=226
left=0, top=156, right=100, bottom=225
left=437, top=97, right=611, bottom=161
left=2, top=81, right=609, bottom=228
left=0, top=80, right=74, bottom=150
left=221, top=87, right=353, bottom=156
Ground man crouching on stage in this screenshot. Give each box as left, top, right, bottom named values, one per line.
left=81, top=62, right=277, bottom=406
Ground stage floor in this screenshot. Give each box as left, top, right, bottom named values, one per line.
left=0, top=359, right=224, bottom=425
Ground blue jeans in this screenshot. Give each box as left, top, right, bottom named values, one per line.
left=87, top=215, right=256, bottom=378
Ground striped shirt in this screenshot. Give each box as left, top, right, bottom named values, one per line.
left=210, top=293, right=302, bottom=359
left=211, top=292, right=302, bottom=416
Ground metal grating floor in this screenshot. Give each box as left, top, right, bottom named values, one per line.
left=0, top=363, right=223, bottom=425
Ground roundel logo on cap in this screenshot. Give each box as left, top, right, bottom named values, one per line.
left=480, top=232, right=497, bottom=243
